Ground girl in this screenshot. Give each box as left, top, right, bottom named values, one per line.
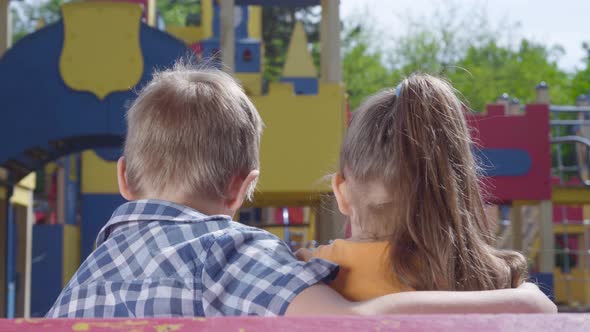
left=298, top=74, right=527, bottom=301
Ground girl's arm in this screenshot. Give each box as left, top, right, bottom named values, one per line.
left=352, top=283, right=556, bottom=315
left=285, top=283, right=556, bottom=316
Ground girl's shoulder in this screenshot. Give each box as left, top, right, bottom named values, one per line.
left=312, top=239, right=389, bottom=261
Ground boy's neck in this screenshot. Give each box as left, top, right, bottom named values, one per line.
left=140, top=192, right=234, bottom=217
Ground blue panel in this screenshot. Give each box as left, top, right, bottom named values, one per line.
left=200, top=38, right=261, bottom=73
left=94, top=148, right=121, bottom=162
left=238, top=207, right=262, bottom=225
left=236, top=6, right=249, bottom=39
left=529, top=272, right=554, bottom=301
left=0, top=21, right=188, bottom=174
left=31, top=225, right=64, bottom=317
left=280, top=77, right=319, bottom=95
left=212, top=2, right=220, bottom=38
left=473, top=148, right=532, bottom=177
left=200, top=38, right=222, bottom=68
left=236, top=39, right=261, bottom=72
left=80, top=194, right=126, bottom=260
left=236, top=0, right=320, bottom=6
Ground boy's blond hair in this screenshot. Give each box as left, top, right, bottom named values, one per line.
left=124, top=63, right=263, bottom=201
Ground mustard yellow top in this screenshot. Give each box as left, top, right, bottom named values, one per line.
left=310, top=239, right=412, bottom=301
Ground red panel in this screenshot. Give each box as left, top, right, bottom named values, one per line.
left=2, top=315, right=588, bottom=332
left=553, top=205, right=583, bottom=223
left=274, top=207, right=304, bottom=224
left=467, top=104, right=551, bottom=203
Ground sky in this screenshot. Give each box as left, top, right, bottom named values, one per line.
left=340, top=0, right=590, bottom=72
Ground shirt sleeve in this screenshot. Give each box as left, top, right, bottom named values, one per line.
left=201, top=228, right=338, bottom=316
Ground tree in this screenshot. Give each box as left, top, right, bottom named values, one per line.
left=261, top=6, right=320, bottom=82
left=571, top=42, right=590, bottom=101
left=341, top=22, right=392, bottom=110
left=11, top=0, right=68, bottom=43
left=345, top=1, right=572, bottom=112
left=11, top=0, right=200, bottom=43
left=156, top=0, right=200, bottom=26
left=448, top=40, right=570, bottom=111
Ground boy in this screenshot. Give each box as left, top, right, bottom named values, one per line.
left=47, top=65, right=555, bottom=317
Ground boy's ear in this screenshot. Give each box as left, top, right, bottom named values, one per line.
left=332, top=174, right=352, bottom=216
left=117, top=157, right=135, bottom=201
left=226, top=170, right=259, bottom=212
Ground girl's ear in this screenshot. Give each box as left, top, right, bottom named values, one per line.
left=332, top=173, right=352, bottom=216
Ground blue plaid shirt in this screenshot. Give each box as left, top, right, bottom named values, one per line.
left=46, top=200, right=337, bottom=317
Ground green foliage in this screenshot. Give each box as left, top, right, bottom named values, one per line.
left=571, top=43, right=590, bottom=101
left=261, top=7, right=320, bottom=82
left=156, top=0, right=200, bottom=26
left=9, top=0, right=590, bottom=112
left=448, top=40, right=570, bottom=111
left=11, top=0, right=200, bottom=43
left=342, top=23, right=393, bottom=110
left=11, top=0, right=69, bottom=43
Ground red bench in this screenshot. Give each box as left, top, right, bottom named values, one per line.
left=1, top=314, right=588, bottom=332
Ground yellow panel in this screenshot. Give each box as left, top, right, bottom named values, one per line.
left=60, top=2, right=144, bottom=100
left=62, top=225, right=81, bottom=287
left=45, top=162, right=57, bottom=174
left=282, top=22, right=317, bottom=78
left=253, top=83, right=345, bottom=195
left=553, top=186, right=590, bottom=205
left=553, top=224, right=589, bottom=235
left=81, top=150, right=119, bottom=194
left=235, top=73, right=262, bottom=96
left=166, top=26, right=204, bottom=45
left=10, top=173, right=36, bottom=206
left=244, top=192, right=321, bottom=207
left=266, top=226, right=285, bottom=240
left=18, top=172, right=36, bottom=191
left=201, top=0, right=213, bottom=39
left=9, top=188, right=30, bottom=207
left=247, top=6, right=262, bottom=39
left=553, top=268, right=590, bottom=305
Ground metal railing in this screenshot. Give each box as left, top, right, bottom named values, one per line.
left=548, top=105, right=590, bottom=308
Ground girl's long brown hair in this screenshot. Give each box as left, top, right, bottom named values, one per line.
left=340, top=74, right=527, bottom=290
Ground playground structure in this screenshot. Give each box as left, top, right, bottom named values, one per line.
left=0, top=0, right=588, bottom=321
left=472, top=85, right=590, bottom=308
left=0, top=0, right=344, bottom=317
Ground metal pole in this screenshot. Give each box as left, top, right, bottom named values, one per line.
left=220, top=0, right=235, bottom=73
left=536, top=81, right=555, bottom=273
left=4, top=185, right=14, bottom=318
left=0, top=0, right=11, bottom=57
left=511, top=203, right=523, bottom=251
left=496, top=93, right=510, bottom=113
left=320, top=0, right=341, bottom=82
left=282, top=207, right=291, bottom=250
left=508, top=98, right=521, bottom=115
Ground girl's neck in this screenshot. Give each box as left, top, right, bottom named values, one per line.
left=349, top=221, right=391, bottom=243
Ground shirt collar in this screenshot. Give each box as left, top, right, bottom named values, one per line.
left=95, top=199, right=231, bottom=245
